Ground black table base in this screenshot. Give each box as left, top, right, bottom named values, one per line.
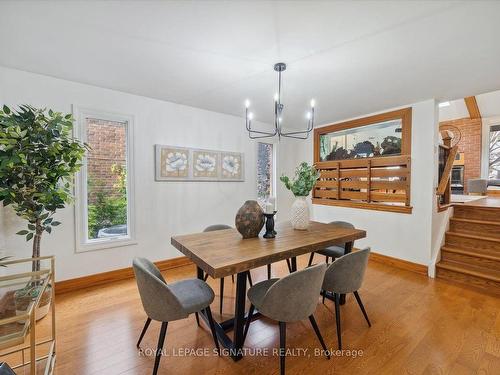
left=194, top=243, right=353, bottom=361
left=197, top=267, right=251, bottom=360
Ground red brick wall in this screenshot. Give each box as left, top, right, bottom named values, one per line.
left=86, top=119, right=126, bottom=202
left=439, top=117, right=482, bottom=193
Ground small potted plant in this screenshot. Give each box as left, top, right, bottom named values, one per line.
left=0, top=105, right=88, bottom=319
left=280, top=162, right=320, bottom=230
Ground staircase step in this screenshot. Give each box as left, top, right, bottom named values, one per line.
left=450, top=218, right=500, bottom=239
left=436, top=260, right=500, bottom=296
left=453, top=205, right=500, bottom=223
left=441, top=246, right=500, bottom=270
left=445, top=232, right=500, bottom=252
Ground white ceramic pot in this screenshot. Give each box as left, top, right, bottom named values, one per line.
left=290, top=196, right=310, bottom=230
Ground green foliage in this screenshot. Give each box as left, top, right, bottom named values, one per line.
left=87, top=164, right=127, bottom=239
left=87, top=192, right=127, bottom=239
left=0, top=105, right=88, bottom=248
left=280, top=162, right=320, bottom=197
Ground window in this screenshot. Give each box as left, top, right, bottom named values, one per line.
left=257, top=142, right=274, bottom=206
left=488, top=124, right=500, bottom=179
left=75, top=108, right=135, bottom=251
left=319, top=119, right=403, bottom=161
left=315, top=107, right=412, bottom=163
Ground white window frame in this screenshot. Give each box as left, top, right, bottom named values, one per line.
left=481, top=116, right=500, bottom=179
left=73, top=106, right=136, bottom=252
left=256, top=140, right=278, bottom=202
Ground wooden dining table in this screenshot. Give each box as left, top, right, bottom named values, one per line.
left=171, top=220, right=366, bottom=361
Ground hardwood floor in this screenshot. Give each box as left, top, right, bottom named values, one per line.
left=459, top=197, right=500, bottom=208
left=5, top=255, right=500, bottom=374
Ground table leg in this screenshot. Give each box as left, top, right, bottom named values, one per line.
left=197, top=266, right=204, bottom=280
left=291, top=257, right=297, bottom=272
left=232, top=271, right=248, bottom=360
left=339, top=242, right=353, bottom=305
left=196, top=267, right=248, bottom=361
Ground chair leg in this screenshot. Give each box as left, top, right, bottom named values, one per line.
left=153, top=322, right=168, bottom=375
left=308, top=252, right=315, bottom=267
left=309, top=315, right=330, bottom=359
left=279, top=321, right=286, bottom=375
left=334, top=293, right=342, bottom=350
left=286, top=259, right=292, bottom=273
left=267, top=264, right=272, bottom=280
left=205, top=306, right=220, bottom=355
left=243, top=304, right=255, bottom=344
left=203, top=273, right=208, bottom=282
left=325, top=255, right=329, bottom=264
left=322, top=290, right=326, bottom=305
left=136, top=317, right=151, bottom=348
left=219, top=277, right=225, bottom=315
left=353, top=291, right=371, bottom=327
left=247, top=271, right=253, bottom=287
left=194, top=312, right=200, bottom=326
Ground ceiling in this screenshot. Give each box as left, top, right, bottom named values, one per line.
left=1, top=1, right=500, bottom=128
left=440, top=88, right=500, bottom=121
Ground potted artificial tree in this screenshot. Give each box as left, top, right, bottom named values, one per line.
left=280, top=162, right=320, bottom=230
left=0, top=105, right=87, bottom=319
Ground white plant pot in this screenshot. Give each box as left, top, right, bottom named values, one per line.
left=290, top=196, right=310, bottom=230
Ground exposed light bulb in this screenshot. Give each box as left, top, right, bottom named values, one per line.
left=278, top=117, right=283, bottom=123
left=310, top=99, right=316, bottom=108
left=248, top=112, right=254, bottom=120
left=274, top=93, right=279, bottom=101
left=245, top=99, right=250, bottom=108
left=306, top=112, right=311, bottom=120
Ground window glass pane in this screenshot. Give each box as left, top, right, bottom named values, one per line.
left=489, top=126, right=500, bottom=179
left=319, top=119, right=402, bottom=161
left=257, top=143, right=273, bottom=204
left=86, top=118, right=128, bottom=240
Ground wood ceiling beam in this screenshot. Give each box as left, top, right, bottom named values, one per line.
left=464, top=96, right=481, bottom=119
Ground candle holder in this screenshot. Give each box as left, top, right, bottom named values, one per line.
left=263, top=211, right=277, bottom=239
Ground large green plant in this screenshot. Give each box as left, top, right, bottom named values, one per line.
left=280, top=162, right=320, bottom=197
left=0, top=105, right=87, bottom=269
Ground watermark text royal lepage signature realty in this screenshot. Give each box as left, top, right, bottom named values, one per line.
left=138, top=347, right=364, bottom=358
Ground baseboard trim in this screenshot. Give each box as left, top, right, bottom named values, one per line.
left=55, top=251, right=428, bottom=294
left=55, top=256, right=193, bottom=295
left=369, top=251, right=428, bottom=276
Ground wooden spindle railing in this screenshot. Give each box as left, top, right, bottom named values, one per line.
left=436, top=130, right=458, bottom=208
left=313, top=155, right=412, bottom=213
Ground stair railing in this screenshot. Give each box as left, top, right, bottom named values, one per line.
left=437, top=130, right=459, bottom=208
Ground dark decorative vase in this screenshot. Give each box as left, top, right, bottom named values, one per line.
left=235, top=200, right=265, bottom=239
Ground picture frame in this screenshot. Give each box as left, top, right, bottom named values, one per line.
left=155, top=145, right=245, bottom=182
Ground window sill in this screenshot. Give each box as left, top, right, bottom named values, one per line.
left=312, top=198, right=413, bottom=214
left=76, top=238, right=138, bottom=253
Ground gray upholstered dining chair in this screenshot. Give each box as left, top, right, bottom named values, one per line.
left=243, top=263, right=330, bottom=375
left=308, top=221, right=355, bottom=266
left=202, top=224, right=253, bottom=315
left=133, top=258, right=219, bottom=375
left=322, top=248, right=371, bottom=350
left=467, top=178, right=488, bottom=195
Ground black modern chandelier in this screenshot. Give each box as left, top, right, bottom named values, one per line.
left=245, top=62, right=315, bottom=140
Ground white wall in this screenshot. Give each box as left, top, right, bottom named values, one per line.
left=0, top=65, right=448, bottom=279
left=430, top=101, right=452, bottom=276
left=279, top=100, right=440, bottom=266
left=0, top=66, right=273, bottom=281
